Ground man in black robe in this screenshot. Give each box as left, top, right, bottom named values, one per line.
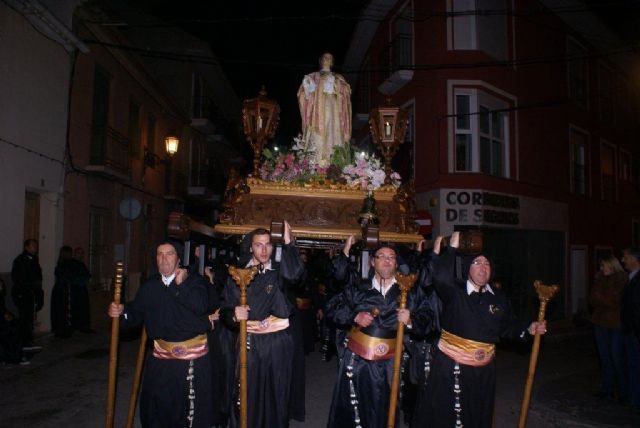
left=11, top=239, right=44, bottom=350
left=325, top=238, right=435, bottom=428
left=108, top=240, right=214, bottom=428
left=411, top=232, right=547, bottom=428
left=220, top=223, right=304, bottom=428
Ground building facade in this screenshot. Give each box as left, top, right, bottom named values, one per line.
left=346, top=0, right=640, bottom=320
left=64, top=6, right=243, bottom=327
left=0, top=0, right=86, bottom=331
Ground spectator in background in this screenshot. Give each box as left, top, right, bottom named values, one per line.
left=589, top=255, right=627, bottom=401
left=11, top=239, right=43, bottom=351
left=621, top=247, right=640, bottom=408
left=51, top=246, right=75, bottom=337
left=71, top=247, right=92, bottom=333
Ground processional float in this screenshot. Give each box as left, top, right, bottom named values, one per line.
left=105, top=76, right=487, bottom=426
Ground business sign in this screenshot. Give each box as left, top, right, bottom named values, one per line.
left=443, top=189, right=520, bottom=226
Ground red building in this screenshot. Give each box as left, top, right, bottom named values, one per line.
left=345, top=0, right=640, bottom=320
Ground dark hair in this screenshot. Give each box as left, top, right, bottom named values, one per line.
left=236, top=228, right=271, bottom=267
left=462, top=253, right=495, bottom=283
left=372, top=244, right=397, bottom=257
left=57, top=246, right=73, bottom=264
left=158, top=240, right=184, bottom=260
left=24, top=239, right=37, bottom=249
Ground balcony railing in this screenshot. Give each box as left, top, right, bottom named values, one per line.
left=379, top=33, right=413, bottom=73
left=88, top=125, right=131, bottom=178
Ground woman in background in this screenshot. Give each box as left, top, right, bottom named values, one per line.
left=589, top=255, right=627, bottom=401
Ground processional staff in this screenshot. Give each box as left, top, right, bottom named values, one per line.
left=387, top=272, right=417, bottom=428
left=106, top=261, right=124, bottom=428
left=126, top=327, right=147, bottom=428
left=518, top=280, right=559, bottom=428
left=229, top=265, right=258, bottom=428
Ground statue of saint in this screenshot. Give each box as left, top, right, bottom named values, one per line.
left=297, top=52, right=352, bottom=167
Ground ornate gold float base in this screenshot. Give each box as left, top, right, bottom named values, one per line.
left=215, top=178, right=422, bottom=244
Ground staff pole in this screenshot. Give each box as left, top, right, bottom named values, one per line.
left=125, top=327, right=148, bottom=428
left=229, top=266, right=258, bottom=428
left=387, top=272, right=417, bottom=428
left=105, top=262, right=124, bottom=428
left=518, top=281, right=559, bottom=428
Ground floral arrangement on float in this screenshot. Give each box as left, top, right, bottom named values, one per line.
left=257, top=138, right=401, bottom=191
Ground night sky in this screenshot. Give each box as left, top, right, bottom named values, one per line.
left=106, top=0, right=369, bottom=143
left=98, top=0, right=640, bottom=144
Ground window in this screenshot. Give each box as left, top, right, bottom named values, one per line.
left=128, top=100, right=141, bottom=157
left=453, top=88, right=509, bottom=177
left=620, top=150, right=631, bottom=182
left=479, top=106, right=505, bottom=176
left=448, top=0, right=508, bottom=60
left=567, top=38, right=588, bottom=109
left=90, top=65, right=111, bottom=164
left=598, top=64, right=613, bottom=123
left=449, top=0, right=476, bottom=50
left=392, top=102, right=415, bottom=180
left=600, top=142, right=616, bottom=202
left=569, top=128, right=588, bottom=195
left=355, top=56, right=371, bottom=113
left=146, top=114, right=157, bottom=160
left=391, top=2, right=413, bottom=69
left=192, top=73, right=204, bottom=118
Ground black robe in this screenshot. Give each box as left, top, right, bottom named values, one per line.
left=219, top=244, right=304, bottom=428
left=325, top=272, right=435, bottom=428
left=120, top=274, right=212, bottom=428
left=411, top=246, right=529, bottom=428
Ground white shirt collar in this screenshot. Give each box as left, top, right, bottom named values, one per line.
left=372, top=276, right=397, bottom=297
left=466, top=280, right=494, bottom=295
left=630, top=269, right=639, bottom=280
left=161, top=272, right=176, bottom=286
left=246, top=259, right=273, bottom=272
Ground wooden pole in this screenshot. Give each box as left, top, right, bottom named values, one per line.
left=229, top=266, right=258, bottom=428
left=387, top=272, right=417, bottom=428
left=125, top=327, right=148, bottom=428
left=517, top=281, right=559, bottom=428
left=105, top=262, right=124, bottom=428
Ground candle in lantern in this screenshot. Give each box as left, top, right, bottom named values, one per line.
left=384, top=121, right=391, bottom=137
left=257, top=115, right=263, bottom=130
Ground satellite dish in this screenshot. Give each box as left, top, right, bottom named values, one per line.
left=119, top=197, right=142, bottom=220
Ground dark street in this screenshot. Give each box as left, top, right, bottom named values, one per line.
left=1, top=323, right=638, bottom=428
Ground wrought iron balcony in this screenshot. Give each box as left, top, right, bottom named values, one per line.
left=86, top=125, right=131, bottom=180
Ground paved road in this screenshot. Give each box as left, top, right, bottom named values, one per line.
left=1, top=327, right=638, bottom=427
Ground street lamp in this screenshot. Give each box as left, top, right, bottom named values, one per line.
left=369, top=101, right=408, bottom=185
left=242, top=86, right=280, bottom=176
left=164, top=133, right=180, bottom=156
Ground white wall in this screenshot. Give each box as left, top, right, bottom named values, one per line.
left=0, top=3, right=72, bottom=331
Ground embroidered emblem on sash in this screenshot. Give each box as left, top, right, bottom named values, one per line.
left=172, top=346, right=187, bottom=357
left=474, top=349, right=486, bottom=361
left=489, top=304, right=500, bottom=314
left=265, top=284, right=274, bottom=294
left=374, top=343, right=389, bottom=356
